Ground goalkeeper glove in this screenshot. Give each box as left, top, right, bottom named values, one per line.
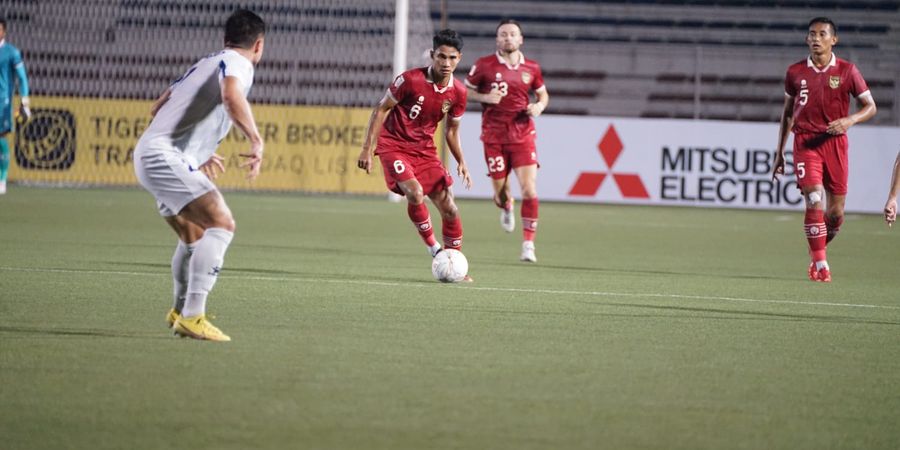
left=19, top=96, right=31, bottom=122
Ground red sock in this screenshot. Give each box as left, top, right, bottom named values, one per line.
left=804, top=209, right=826, bottom=262
left=408, top=203, right=437, bottom=247
left=825, top=214, right=843, bottom=244
left=442, top=215, right=463, bottom=250
left=522, top=197, right=539, bottom=242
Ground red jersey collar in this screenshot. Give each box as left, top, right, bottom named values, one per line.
left=494, top=51, right=524, bottom=70
left=807, top=53, right=836, bottom=73
left=426, top=66, right=454, bottom=93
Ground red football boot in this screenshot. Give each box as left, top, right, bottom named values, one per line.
left=816, top=266, right=832, bottom=283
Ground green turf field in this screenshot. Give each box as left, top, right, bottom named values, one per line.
left=1, top=187, right=898, bottom=449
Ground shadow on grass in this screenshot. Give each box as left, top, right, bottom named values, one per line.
left=0, top=325, right=173, bottom=339
left=113, top=261, right=303, bottom=276
left=36, top=262, right=433, bottom=285
left=486, top=260, right=797, bottom=282
left=432, top=302, right=900, bottom=326
left=588, top=302, right=900, bottom=326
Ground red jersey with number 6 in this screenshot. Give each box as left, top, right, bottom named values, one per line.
left=784, top=55, right=870, bottom=135
left=466, top=52, right=545, bottom=144
left=376, top=67, right=467, bottom=157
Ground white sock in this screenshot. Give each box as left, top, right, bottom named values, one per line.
left=171, top=240, right=195, bottom=312
left=182, top=228, right=233, bottom=318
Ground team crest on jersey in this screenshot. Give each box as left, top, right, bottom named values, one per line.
left=441, top=100, right=451, bottom=113
left=521, top=72, right=532, bottom=84
left=829, top=76, right=841, bottom=89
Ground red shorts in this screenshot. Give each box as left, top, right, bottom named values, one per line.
left=792, top=133, right=849, bottom=195
left=377, top=150, right=453, bottom=196
left=483, top=138, right=538, bottom=180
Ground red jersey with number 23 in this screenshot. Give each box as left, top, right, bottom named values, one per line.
left=376, top=67, right=467, bottom=157
left=784, top=55, right=870, bottom=135
left=465, top=52, right=545, bottom=144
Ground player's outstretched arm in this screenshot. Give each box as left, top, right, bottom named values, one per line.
left=222, top=76, right=263, bottom=180
left=773, top=94, right=795, bottom=180
left=357, top=94, right=396, bottom=174
left=884, top=151, right=900, bottom=227
left=445, top=119, right=471, bottom=189
left=827, top=94, right=876, bottom=135
left=527, top=87, right=549, bottom=117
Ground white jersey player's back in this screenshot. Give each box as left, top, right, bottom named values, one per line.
left=138, top=49, right=254, bottom=165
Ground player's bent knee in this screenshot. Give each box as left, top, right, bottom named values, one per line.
left=442, top=205, right=459, bottom=219
left=804, top=189, right=825, bottom=208
left=406, top=191, right=425, bottom=205
left=213, top=216, right=236, bottom=232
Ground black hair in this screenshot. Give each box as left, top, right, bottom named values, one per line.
left=496, top=19, right=522, bottom=34
left=225, top=9, right=266, bottom=49
left=0, top=17, right=7, bottom=29
left=433, top=29, right=463, bottom=51
left=809, top=17, right=837, bottom=35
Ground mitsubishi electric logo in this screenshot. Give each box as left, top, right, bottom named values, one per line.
left=568, top=125, right=649, bottom=199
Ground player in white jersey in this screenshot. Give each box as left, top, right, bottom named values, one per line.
left=133, top=9, right=266, bottom=342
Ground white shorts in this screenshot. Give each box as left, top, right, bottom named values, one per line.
left=133, top=147, right=216, bottom=217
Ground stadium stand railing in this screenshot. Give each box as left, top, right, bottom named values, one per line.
left=2, top=0, right=898, bottom=124
left=434, top=0, right=900, bottom=125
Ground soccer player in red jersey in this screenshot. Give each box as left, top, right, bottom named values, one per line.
left=465, top=19, right=549, bottom=262
left=773, top=17, right=877, bottom=282
left=357, top=29, right=473, bottom=272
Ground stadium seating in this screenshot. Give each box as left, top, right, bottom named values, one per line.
left=3, top=0, right=898, bottom=124
left=438, top=0, right=900, bottom=125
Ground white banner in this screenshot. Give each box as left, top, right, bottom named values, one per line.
left=452, top=115, right=900, bottom=214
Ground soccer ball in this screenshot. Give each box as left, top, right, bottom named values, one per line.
left=431, top=249, right=469, bottom=283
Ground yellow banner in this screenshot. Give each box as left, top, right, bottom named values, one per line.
left=10, top=96, right=405, bottom=194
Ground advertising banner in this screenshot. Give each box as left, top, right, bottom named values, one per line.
left=12, top=96, right=899, bottom=213
left=11, top=96, right=388, bottom=194
left=453, top=115, right=900, bottom=214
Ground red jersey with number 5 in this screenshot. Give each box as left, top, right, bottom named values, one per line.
left=465, top=52, right=545, bottom=144
left=377, top=67, right=467, bottom=157
left=784, top=55, right=870, bottom=135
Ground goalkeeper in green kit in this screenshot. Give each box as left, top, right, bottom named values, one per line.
left=0, top=16, right=31, bottom=194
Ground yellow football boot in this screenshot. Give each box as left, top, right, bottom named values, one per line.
left=165, top=308, right=181, bottom=329
left=173, top=315, right=231, bottom=342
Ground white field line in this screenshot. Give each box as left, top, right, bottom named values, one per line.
left=2, top=265, right=898, bottom=311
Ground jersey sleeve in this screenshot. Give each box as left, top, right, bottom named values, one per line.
left=386, top=72, right=410, bottom=103
left=464, top=62, right=483, bottom=90
left=848, top=64, right=870, bottom=98
left=783, top=69, right=796, bottom=97
left=218, top=52, right=254, bottom=89
left=449, top=86, right=467, bottom=121
left=12, top=47, right=28, bottom=97
left=532, top=63, right=545, bottom=92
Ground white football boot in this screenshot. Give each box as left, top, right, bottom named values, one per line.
left=520, top=240, right=536, bottom=263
